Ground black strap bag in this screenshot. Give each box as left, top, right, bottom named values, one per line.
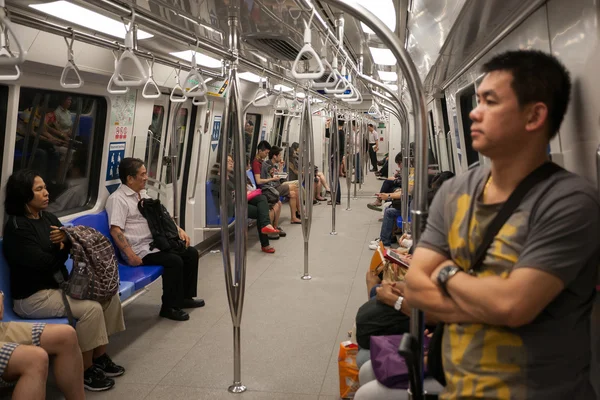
left=137, top=198, right=186, bottom=254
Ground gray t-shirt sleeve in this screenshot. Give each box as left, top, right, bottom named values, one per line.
left=418, top=180, right=451, bottom=258
left=514, top=190, right=600, bottom=285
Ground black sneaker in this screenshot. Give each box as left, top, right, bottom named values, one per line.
left=94, top=353, right=125, bottom=377
left=84, top=365, right=115, bottom=392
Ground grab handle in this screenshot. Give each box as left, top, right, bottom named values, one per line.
left=291, top=11, right=324, bottom=80
left=60, top=34, right=83, bottom=89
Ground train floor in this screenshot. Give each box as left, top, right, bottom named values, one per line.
left=2, top=172, right=387, bottom=400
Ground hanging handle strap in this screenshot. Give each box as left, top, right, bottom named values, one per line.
left=60, top=33, right=83, bottom=89
left=142, top=56, right=160, bottom=99
left=170, top=65, right=187, bottom=103
left=112, top=9, right=147, bottom=87
left=291, top=10, right=324, bottom=80
left=107, top=50, right=129, bottom=94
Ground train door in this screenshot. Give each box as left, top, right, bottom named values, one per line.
left=456, top=83, right=480, bottom=168
left=159, top=99, right=193, bottom=214
left=145, top=97, right=169, bottom=199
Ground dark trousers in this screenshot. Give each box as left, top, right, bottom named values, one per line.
left=368, top=144, right=378, bottom=171
left=142, top=246, right=199, bottom=308
left=379, top=179, right=396, bottom=194
left=380, top=160, right=389, bottom=177
left=248, top=194, right=270, bottom=247
left=330, top=159, right=341, bottom=203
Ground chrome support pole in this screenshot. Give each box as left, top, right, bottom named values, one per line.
left=353, top=114, right=358, bottom=199
left=169, top=102, right=182, bottom=224
left=345, top=118, right=352, bottom=211
left=329, top=106, right=340, bottom=235
left=318, top=1, right=429, bottom=398
left=299, top=93, right=315, bottom=280
left=219, top=11, right=247, bottom=394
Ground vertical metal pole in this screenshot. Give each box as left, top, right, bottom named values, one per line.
left=313, top=2, right=429, bottom=398
left=329, top=106, right=340, bottom=235
left=169, top=102, right=182, bottom=224
left=220, top=9, right=247, bottom=394
left=345, top=114, right=352, bottom=211
left=299, top=92, right=314, bottom=280
left=352, top=114, right=358, bottom=199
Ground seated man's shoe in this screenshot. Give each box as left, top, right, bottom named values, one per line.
left=160, top=306, right=190, bottom=321
left=94, top=353, right=125, bottom=377
left=276, top=227, right=286, bottom=237
left=182, top=298, right=206, bottom=308
left=84, top=365, right=115, bottom=392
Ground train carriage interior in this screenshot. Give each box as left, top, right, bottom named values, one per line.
left=0, top=0, right=599, bottom=399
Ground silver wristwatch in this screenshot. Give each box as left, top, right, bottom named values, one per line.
left=394, top=296, right=404, bottom=311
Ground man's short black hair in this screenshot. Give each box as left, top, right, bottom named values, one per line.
left=394, top=151, right=402, bottom=164
left=482, top=50, right=571, bottom=139
left=246, top=120, right=254, bottom=126
left=269, top=146, right=282, bottom=160
left=257, top=140, right=271, bottom=151
left=118, top=157, right=144, bottom=184
left=368, top=123, right=374, bottom=128
left=291, top=142, right=299, bottom=150
left=337, top=118, right=344, bottom=127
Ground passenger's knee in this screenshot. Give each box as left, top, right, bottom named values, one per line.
left=42, top=325, right=79, bottom=351
left=24, top=347, right=49, bottom=377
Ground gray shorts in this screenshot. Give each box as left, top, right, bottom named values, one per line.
left=277, top=184, right=290, bottom=197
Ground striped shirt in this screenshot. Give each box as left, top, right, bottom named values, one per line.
left=105, top=184, right=159, bottom=259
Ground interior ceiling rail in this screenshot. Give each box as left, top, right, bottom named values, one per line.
left=20, top=0, right=329, bottom=100
left=9, top=10, right=223, bottom=79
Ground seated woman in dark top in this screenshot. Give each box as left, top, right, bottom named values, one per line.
left=2, top=169, right=125, bottom=392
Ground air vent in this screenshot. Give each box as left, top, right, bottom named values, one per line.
left=243, top=34, right=311, bottom=62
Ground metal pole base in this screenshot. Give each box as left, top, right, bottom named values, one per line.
left=301, top=274, right=312, bottom=280
left=330, top=231, right=338, bottom=235
left=345, top=207, right=352, bottom=211
left=228, top=384, right=247, bottom=393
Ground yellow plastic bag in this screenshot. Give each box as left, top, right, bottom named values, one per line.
left=338, top=340, right=360, bottom=398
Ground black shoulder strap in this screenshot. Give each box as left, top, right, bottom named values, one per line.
left=471, top=162, right=562, bottom=272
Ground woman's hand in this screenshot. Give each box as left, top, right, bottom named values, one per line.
left=178, top=227, right=191, bottom=248
left=49, top=226, right=68, bottom=244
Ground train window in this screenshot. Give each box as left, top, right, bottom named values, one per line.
left=427, top=110, right=438, bottom=167
left=14, top=88, right=106, bottom=216
left=458, top=86, right=479, bottom=166
left=271, top=115, right=286, bottom=147
left=146, top=105, right=165, bottom=179
left=245, top=113, right=262, bottom=162
left=176, top=107, right=189, bottom=179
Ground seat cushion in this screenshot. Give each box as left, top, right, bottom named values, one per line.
left=118, top=264, right=163, bottom=291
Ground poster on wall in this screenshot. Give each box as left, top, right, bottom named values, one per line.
left=211, top=115, right=222, bottom=151
left=109, top=92, right=137, bottom=141
left=206, top=79, right=229, bottom=98
left=105, top=142, right=126, bottom=194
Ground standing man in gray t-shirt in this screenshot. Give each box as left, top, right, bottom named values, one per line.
left=404, top=50, right=600, bottom=399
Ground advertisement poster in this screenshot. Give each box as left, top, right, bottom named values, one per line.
left=211, top=115, right=222, bottom=151
left=206, top=79, right=229, bottom=98
left=109, top=92, right=137, bottom=141
left=106, top=142, right=126, bottom=182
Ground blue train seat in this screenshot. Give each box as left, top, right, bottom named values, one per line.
left=0, top=239, right=70, bottom=324
left=247, top=169, right=257, bottom=188
left=205, top=180, right=235, bottom=226
left=70, top=210, right=163, bottom=292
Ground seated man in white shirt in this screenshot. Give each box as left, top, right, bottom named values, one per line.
left=106, top=158, right=204, bottom=322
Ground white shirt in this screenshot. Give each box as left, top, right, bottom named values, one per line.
left=369, top=129, right=379, bottom=144
left=105, top=184, right=159, bottom=259
left=54, top=106, right=72, bottom=132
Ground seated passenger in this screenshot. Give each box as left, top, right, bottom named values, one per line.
left=367, top=152, right=403, bottom=211
left=106, top=158, right=203, bottom=322
left=261, top=146, right=301, bottom=224
left=2, top=169, right=124, bottom=392
left=0, top=291, right=85, bottom=399
left=404, top=50, right=600, bottom=399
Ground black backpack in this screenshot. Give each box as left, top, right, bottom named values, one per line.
left=137, top=198, right=186, bottom=254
